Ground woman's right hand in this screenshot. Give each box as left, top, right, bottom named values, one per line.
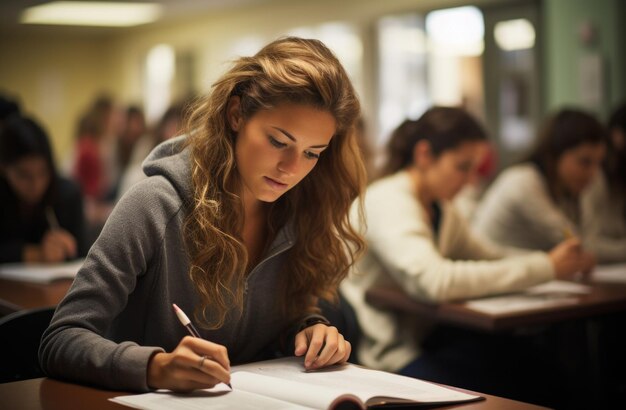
left=23, top=229, right=77, bottom=263
left=548, top=237, right=596, bottom=280
left=41, top=229, right=77, bottom=262
left=147, top=336, right=231, bottom=392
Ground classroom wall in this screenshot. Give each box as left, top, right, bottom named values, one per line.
left=0, top=0, right=504, bottom=165
left=0, top=33, right=117, bottom=166
left=542, top=0, right=625, bottom=120
left=1, top=0, right=622, bottom=166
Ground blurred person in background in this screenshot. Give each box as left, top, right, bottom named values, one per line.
left=72, top=95, right=121, bottom=245
left=453, top=141, right=497, bottom=221
left=116, top=101, right=187, bottom=200
left=0, top=115, right=86, bottom=263
left=473, top=108, right=612, bottom=262
left=341, top=106, right=590, bottom=407
left=580, top=102, right=626, bottom=263
left=112, top=105, right=147, bottom=197
left=72, top=95, right=121, bottom=199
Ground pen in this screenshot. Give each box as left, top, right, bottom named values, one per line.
left=562, top=227, right=574, bottom=240
left=45, top=206, right=60, bottom=230
left=172, top=303, right=232, bottom=389
left=173, top=303, right=201, bottom=337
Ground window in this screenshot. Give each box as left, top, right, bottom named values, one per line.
left=144, top=44, right=175, bottom=125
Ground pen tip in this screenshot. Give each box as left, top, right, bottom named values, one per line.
left=172, top=303, right=180, bottom=311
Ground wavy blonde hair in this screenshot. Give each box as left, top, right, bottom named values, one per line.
left=184, top=37, right=366, bottom=328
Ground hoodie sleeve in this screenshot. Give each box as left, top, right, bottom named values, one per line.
left=38, top=179, right=176, bottom=391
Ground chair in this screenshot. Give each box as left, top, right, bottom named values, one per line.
left=319, top=291, right=361, bottom=364
left=0, top=306, right=55, bottom=383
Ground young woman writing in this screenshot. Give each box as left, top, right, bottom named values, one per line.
left=40, top=37, right=365, bottom=392
left=0, top=115, right=86, bottom=263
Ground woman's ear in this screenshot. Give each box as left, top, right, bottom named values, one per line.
left=227, top=96, right=242, bottom=132
left=412, top=139, right=433, bottom=170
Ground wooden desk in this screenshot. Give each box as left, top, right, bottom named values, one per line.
left=365, top=280, right=626, bottom=409
left=365, top=281, right=626, bottom=332
left=0, top=278, right=73, bottom=314
left=0, top=377, right=550, bottom=410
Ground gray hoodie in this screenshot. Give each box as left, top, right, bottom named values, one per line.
left=39, top=136, right=324, bottom=391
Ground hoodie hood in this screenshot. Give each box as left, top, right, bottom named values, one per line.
left=142, top=135, right=192, bottom=204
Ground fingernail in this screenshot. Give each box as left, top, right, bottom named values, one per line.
left=305, top=360, right=311, bottom=367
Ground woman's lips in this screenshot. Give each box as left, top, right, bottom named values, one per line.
left=264, top=176, right=288, bottom=190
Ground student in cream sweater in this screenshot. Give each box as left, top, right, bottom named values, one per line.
left=581, top=103, right=626, bottom=262
left=341, top=107, right=593, bottom=404
left=473, top=108, right=623, bottom=262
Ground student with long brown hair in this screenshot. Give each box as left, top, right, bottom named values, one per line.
left=474, top=108, right=611, bottom=261
left=40, top=37, right=365, bottom=392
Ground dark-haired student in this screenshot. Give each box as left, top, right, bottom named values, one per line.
left=580, top=103, right=626, bottom=262
left=39, top=37, right=364, bottom=392
left=341, top=106, right=592, bottom=407
left=0, top=115, right=86, bottom=263
left=473, top=108, right=616, bottom=262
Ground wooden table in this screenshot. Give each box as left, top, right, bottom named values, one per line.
left=365, top=281, right=626, bottom=332
left=0, top=377, right=550, bottom=410
left=365, top=280, right=626, bottom=409
left=0, top=278, right=73, bottom=315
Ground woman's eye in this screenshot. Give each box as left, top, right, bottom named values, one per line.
left=269, top=136, right=287, bottom=148
left=304, top=151, right=320, bottom=160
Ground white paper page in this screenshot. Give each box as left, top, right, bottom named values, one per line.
left=465, top=294, right=579, bottom=315
left=232, top=371, right=355, bottom=409
left=525, top=280, right=591, bottom=295
left=0, top=259, right=84, bottom=283
left=464, top=280, right=591, bottom=315
left=592, top=264, right=626, bottom=284
left=233, top=357, right=479, bottom=404
left=110, top=383, right=315, bottom=410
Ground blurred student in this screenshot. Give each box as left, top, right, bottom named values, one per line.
left=452, top=142, right=497, bottom=221
left=341, top=107, right=591, bottom=405
left=474, top=108, right=612, bottom=261
left=40, top=37, right=362, bottom=392
left=113, top=105, right=147, bottom=193
left=579, top=103, right=626, bottom=263
left=0, top=116, right=86, bottom=263
left=71, top=95, right=121, bottom=198
left=72, top=96, right=122, bottom=245
left=116, top=102, right=186, bottom=200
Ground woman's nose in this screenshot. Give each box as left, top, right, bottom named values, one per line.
left=277, top=149, right=300, bottom=175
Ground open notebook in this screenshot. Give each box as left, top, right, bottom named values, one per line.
left=0, top=259, right=84, bottom=283
left=111, top=357, right=482, bottom=409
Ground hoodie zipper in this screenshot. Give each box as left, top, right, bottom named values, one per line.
left=231, top=240, right=293, bottom=354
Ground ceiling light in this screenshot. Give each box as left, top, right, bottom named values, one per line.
left=494, top=19, right=536, bottom=51
left=20, top=1, right=162, bottom=27
left=426, top=6, right=484, bottom=56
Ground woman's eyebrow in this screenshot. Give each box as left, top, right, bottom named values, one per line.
left=271, top=126, right=329, bottom=149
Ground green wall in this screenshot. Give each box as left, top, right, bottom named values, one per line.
left=543, top=0, right=625, bottom=120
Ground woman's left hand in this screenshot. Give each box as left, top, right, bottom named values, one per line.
left=294, top=324, right=351, bottom=370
